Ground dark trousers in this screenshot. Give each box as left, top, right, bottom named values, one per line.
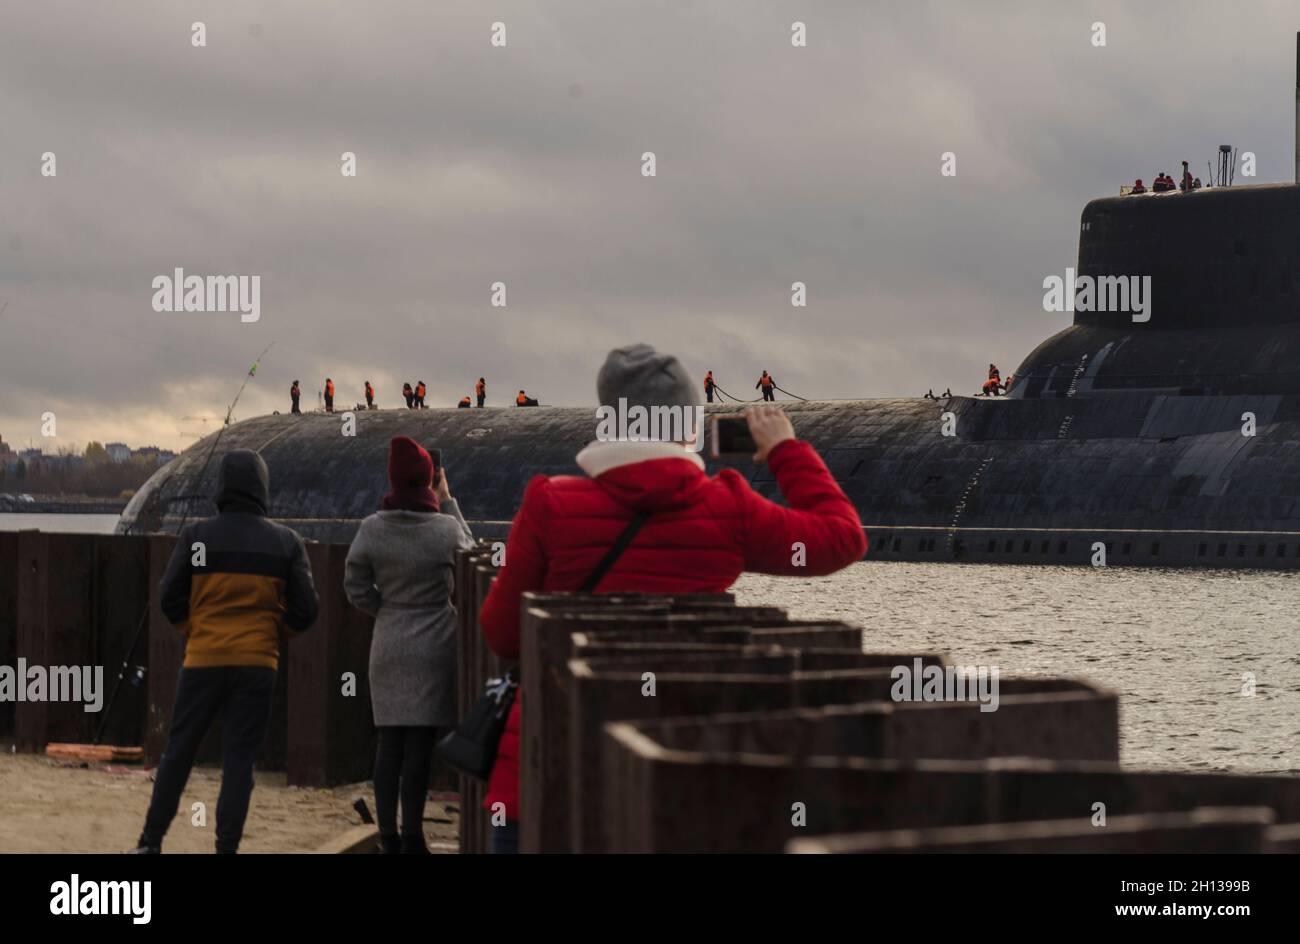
left=325, top=395, right=334, bottom=412
left=366, top=396, right=373, bottom=409
left=373, top=726, right=437, bottom=852
left=291, top=397, right=300, bottom=414
left=476, top=393, right=485, bottom=407
left=404, top=395, right=413, bottom=408
left=490, top=819, right=520, bottom=855
left=761, top=387, right=774, bottom=401
left=705, top=388, right=714, bottom=403
left=139, top=666, right=276, bottom=853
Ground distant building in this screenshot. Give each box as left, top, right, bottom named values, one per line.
left=106, top=443, right=131, bottom=463
left=133, top=445, right=177, bottom=466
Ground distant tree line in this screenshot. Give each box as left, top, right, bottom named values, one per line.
left=0, top=442, right=163, bottom=499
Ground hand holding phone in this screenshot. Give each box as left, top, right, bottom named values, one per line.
left=426, top=446, right=450, bottom=500
left=744, top=404, right=795, bottom=462
left=709, top=415, right=755, bottom=458
left=710, top=406, right=795, bottom=461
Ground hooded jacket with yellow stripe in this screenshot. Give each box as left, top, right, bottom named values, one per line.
left=159, top=450, right=319, bottom=669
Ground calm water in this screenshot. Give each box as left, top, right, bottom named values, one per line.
left=3, top=513, right=1294, bottom=774
left=0, top=513, right=120, bottom=534
left=734, top=562, right=1300, bottom=774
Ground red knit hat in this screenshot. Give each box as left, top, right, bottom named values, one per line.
left=381, top=436, right=439, bottom=512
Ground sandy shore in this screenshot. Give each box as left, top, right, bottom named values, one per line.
left=0, top=742, right=459, bottom=853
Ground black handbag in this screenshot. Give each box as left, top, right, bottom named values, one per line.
left=438, top=512, right=651, bottom=781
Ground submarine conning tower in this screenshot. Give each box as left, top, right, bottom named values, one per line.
left=1014, top=183, right=1300, bottom=398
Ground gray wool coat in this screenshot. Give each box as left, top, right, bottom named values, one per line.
left=343, top=499, right=476, bottom=727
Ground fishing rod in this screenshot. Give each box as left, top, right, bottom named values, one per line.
left=92, top=342, right=275, bottom=746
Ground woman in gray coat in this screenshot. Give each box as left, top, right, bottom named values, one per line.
left=344, top=436, right=475, bottom=853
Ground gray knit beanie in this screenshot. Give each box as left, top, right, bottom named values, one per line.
left=596, top=343, right=697, bottom=412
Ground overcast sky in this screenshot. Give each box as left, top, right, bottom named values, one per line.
left=1, top=0, right=1296, bottom=452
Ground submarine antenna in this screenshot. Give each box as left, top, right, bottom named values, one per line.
left=1217, top=145, right=1232, bottom=187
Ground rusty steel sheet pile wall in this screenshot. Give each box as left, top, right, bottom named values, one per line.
left=785, top=807, right=1279, bottom=854
left=443, top=554, right=1300, bottom=853
left=9, top=532, right=152, bottom=750
left=5, top=532, right=410, bottom=789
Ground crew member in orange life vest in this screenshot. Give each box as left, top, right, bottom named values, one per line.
left=324, top=378, right=335, bottom=413
left=983, top=364, right=1001, bottom=397
left=475, top=377, right=486, bottom=408
left=704, top=371, right=715, bottom=403
left=516, top=390, right=538, bottom=407
left=458, top=396, right=472, bottom=408
left=364, top=381, right=375, bottom=409
left=290, top=380, right=301, bottom=414
left=756, top=371, right=775, bottom=402
left=403, top=383, right=414, bottom=409
left=415, top=381, right=427, bottom=409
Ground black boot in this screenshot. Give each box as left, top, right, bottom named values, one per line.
left=379, top=832, right=402, bottom=855
left=400, top=833, right=429, bottom=854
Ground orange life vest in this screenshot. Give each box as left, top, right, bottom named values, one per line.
left=325, top=381, right=334, bottom=397
left=416, top=383, right=426, bottom=397
left=516, top=393, right=527, bottom=405
left=475, top=380, right=485, bottom=396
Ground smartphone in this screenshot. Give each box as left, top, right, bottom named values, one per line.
left=709, top=415, right=756, bottom=458
left=426, top=446, right=443, bottom=485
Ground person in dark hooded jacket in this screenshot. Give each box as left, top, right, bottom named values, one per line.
left=134, top=450, right=319, bottom=853
left=478, top=343, right=866, bottom=853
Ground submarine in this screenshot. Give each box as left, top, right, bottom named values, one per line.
left=119, top=181, right=1300, bottom=570
left=120, top=47, right=1300, bottom=570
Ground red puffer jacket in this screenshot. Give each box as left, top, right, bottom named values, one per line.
left=478, top=438, right=866, bottom=821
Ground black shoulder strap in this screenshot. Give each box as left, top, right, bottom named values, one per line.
left=580, top=512, right=650, bottom=592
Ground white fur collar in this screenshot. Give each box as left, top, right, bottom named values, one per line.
left=575, top=440, right=706, bottom=477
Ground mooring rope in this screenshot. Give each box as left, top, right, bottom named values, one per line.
left=712, top=383, right=761, bottom=403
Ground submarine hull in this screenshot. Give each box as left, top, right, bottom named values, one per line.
left=118, top=394, right=1300, bottom=569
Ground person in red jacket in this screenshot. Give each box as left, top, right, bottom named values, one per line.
left=477, top=343, right=867, bottom=853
